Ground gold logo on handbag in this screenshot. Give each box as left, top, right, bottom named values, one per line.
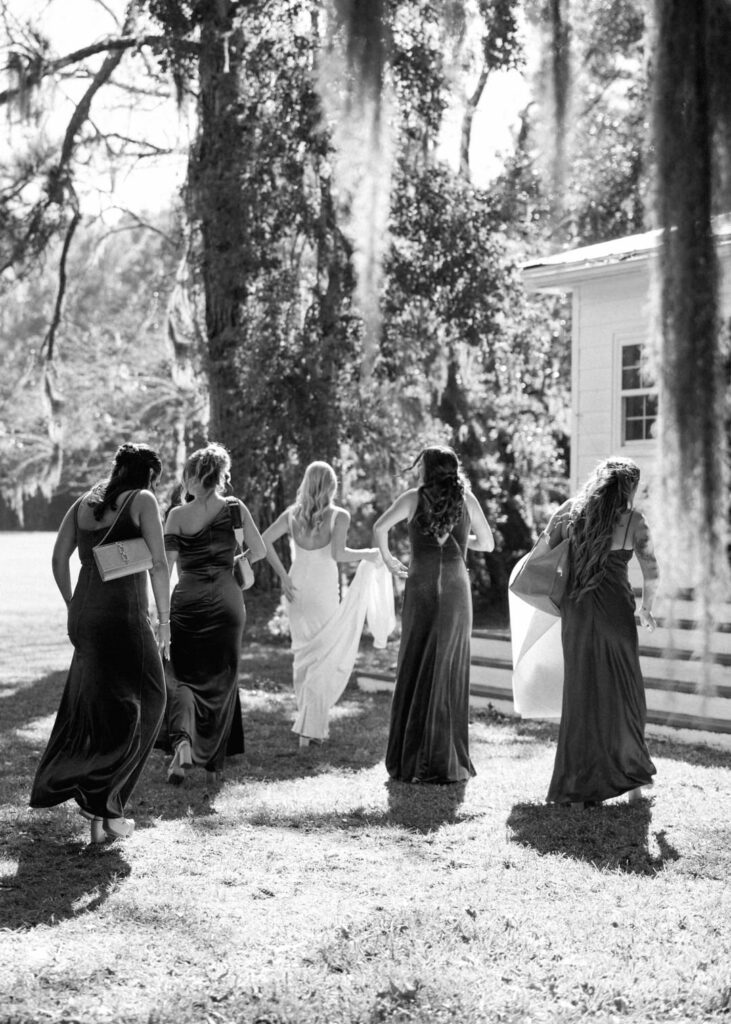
left=92, top=491, right=154, bottom=581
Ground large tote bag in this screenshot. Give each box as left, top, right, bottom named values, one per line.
left=508, top=530, right=570, bottom=617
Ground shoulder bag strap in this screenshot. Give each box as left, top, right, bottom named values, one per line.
left=96, top=490, right=138, bottom=547
left=226, top=496, right=245, bottom=548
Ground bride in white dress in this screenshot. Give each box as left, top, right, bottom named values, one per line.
left=263, top=461, right=394, bottom=747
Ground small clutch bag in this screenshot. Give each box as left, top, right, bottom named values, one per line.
left=227, top=496, right=255, bottom=590
left=94, top=537, right=153, bottom=581
left=233, top=551, right=255, bottom=590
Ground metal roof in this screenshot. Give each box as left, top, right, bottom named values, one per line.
left=522, top=216, right=731, bottom=289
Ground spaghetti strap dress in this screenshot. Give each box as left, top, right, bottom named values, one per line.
left=386, top=500, right=475, bottom=784
left=30, top=492, right=166, bottom=820
left=547, top=512, right=656, bottom=803
left=164, top=503, right=245, bottom=771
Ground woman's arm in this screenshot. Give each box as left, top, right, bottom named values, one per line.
left=240, top=501, right=267, bottom=563
left=165, top=548, right=179, bottom=585
left=464, top=491, right=495, bottom=552
left=542, top=499, right=573, bottom=549
left=262, top=510, right=296, bottom=601
left=372, top=490, right=418, bottom=579
left=137, top=490, right=171, bottom=659
left=330, top=509, right=380, bottom=564
left=633, top=511, right=659, bottom=631
left=163, top=506, right=180, bottom=585
left=51, top=499, right=82, bottom=605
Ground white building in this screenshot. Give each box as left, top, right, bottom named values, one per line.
left=522, top=222, right=731, bottom=495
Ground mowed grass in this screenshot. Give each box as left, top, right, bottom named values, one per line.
left=1, top=534, right=731, bottom=1024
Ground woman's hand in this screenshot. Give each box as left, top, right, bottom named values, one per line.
left=639, top=607, right=656, bottom=632
left=156, top=620, right=171, bottom=659
left=280, top=573, right=296, bottom=602
left=386, top=555, right=409, bottom=580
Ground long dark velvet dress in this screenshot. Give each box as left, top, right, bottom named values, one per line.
left=386, top=501, right=475, bottom=784
left=30, top=493, right=166, bottom=819
left=547, top=537, right=656, bottom=804
left=164, top=504, right=245, bottom=771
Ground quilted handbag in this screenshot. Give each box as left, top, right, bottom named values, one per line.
left=509, top=530, right=570, bottom=617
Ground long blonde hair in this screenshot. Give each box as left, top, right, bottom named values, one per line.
left=293, top=461, right=337, bottom=531
left=569, top=456, right=641, bottom=599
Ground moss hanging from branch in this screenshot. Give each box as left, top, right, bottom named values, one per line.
left=530, top=0, right=572, bottom=211
left=651, top=0, right=729, bottom=668
left=318, top=0, right=393, bottom=373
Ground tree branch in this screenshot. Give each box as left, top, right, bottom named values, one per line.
left=0, top=34, right=199, bottom=108
left=459, top=63, right=489, bottom=181
left=40, top=204, right=81, bottom=363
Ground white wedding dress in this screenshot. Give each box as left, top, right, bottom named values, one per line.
left=286, top=510, right=395, bottom=740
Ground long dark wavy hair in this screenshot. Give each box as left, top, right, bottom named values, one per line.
left=411, top=445, right=466, bottom=539
left=568, top=456, right=641, bottom=599
left=89, top=442, right=163, bottom=521
left=184, top=442, right=232, bottom=495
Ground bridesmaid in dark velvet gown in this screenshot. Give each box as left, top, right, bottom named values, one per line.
left=30, top=443, right=170, bottom=843
left=545, top=456, right=659, bottom=807
left=164, top=443, right=266, bottom=785
left=373, top=446, right=494, bottom=783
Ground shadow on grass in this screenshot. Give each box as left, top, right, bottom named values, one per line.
left=647, top=734, right=731, bottom=769
left=232, top=779, right=474, bottom=837
left=0, top=669, right=66, bottom=736
left=506, top=798, right=680, bottom=876
left=0, top=829, right=130, bottom=930
left=131, top=684, right=394, bottom=825
left=385, top=778, right=469, bottom=833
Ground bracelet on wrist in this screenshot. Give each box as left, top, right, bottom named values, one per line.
left=159, top=619, right=170, bottom=626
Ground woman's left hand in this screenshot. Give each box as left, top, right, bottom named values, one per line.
left=639, top=607, right=656, bottom=632
left=156, top=621, right=171, bottom=659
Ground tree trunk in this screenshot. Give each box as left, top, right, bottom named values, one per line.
left=189, top=0, right=251, bottom=494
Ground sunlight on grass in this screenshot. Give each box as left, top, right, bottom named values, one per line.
left=13, top=714, right=57, bottom=745
left=2, top=534, right=731, bottom=1023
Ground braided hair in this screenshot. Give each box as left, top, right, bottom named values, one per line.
left=568, top=456, right=641, bottom=599
left=184, top=442, right=232, bottom=495
left=89, top=442, right=163, bottom=521
left=411, top=445, right=466, bottom=539
left=293, top=461, right=337, bottom=531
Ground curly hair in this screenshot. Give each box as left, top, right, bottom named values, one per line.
left=89, top=442, right=163, bottom=521
left=184, top=442, right=232, bottom=495
left=411, top=445, right=466, bottom=539
left=568, top=456, right=641, bottom=599
left=293, top=461, right=337, bottom=532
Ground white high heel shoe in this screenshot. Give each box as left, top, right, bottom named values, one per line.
left=103, top=817, right=135, bottom=839
left=167, top=739, right=193, bottom=785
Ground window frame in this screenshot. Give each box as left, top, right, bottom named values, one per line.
left=614, top=334, right=658, bottom=450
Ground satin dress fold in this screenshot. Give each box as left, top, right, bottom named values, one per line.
left=30, top=493, right=166, bottom=820
left=547, top=547, right=656, bottom=803
left=386, top=502, right=475, bottom=784
left=164, top=505, right=245, bottom=771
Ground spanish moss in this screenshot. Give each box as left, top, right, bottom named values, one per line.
left=651, top=0, right=729, bottom=673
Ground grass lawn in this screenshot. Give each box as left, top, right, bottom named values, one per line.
left=1, top=533, right=731, bottom=1023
